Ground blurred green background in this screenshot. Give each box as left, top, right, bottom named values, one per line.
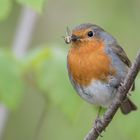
left=0, top=0, right=140, bottom=140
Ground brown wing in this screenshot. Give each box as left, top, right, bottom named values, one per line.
left=111, top=45, right=135, bottom=90
left=112, top=45, right=131, bottom=67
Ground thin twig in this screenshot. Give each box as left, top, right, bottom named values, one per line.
left=84, top=49, right=140, bottom=140
left=33, top=93, right=48, bottom=140
left=24, top=73, right=48, bottom=140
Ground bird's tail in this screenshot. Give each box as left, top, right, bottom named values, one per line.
left=120, top=98, right=137, bottom=115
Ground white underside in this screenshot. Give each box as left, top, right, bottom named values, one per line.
left=75, top=80, right=116, bottom=108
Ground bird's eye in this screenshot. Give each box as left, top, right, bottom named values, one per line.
left=87, top=31, right=94, bottom=37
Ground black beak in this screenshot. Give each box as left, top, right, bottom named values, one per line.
left=71, top=35, right=80, bottom=42
left=64, top=34, right=80, bottom=44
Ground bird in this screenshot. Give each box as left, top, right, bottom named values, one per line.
left=64, top=23, right=137, bottom=115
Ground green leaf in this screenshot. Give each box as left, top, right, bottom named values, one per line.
left=0, top=0, right=12, bottom=21
left=16, top=0, right=46, bottom=13
left=22, top=47, right=51, bottom=71
left=0, top=50, right=24, bottom=109
left=27, top=45, right=83, bottom=120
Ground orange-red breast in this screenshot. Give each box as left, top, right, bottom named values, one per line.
left=65, top=23, right=137, bottom=114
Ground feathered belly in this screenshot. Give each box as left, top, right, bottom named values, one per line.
left=69, top=74, right=116, bottom=108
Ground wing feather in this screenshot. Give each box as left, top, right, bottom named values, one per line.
left=111, top=45, right=135, bottom=90
left=111, top=45, right=131, bottom=67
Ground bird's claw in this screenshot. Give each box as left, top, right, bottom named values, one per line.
left=93, top=117, right=103, bottom=137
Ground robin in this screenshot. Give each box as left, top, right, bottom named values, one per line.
left=64, top=23, right=137, bottom=115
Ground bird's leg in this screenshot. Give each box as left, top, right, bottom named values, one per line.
left=97, top=106, right=102, bottom=118
left=127, top=92, right=132, bottom=96
left=93, top=107, right=103, bottom=137
left=119, top=79, right=131, bottom=96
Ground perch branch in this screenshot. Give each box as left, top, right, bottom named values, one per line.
left=84, top=49, right=140, bottom=140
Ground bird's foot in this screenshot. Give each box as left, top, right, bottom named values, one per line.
left=93, top=117, right=103, bottom=137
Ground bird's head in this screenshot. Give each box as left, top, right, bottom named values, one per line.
left=64, top=23, right=116, bottom=49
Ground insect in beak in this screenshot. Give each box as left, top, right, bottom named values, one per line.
left=63, top=27, right=81, bottom=44
left=63, top=27, right=72, bottom=44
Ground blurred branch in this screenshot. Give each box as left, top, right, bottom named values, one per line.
left=0, top=104, right=9, bottom=139
left=12, top=6, right=38, bottom=57
left=84, top=49, right=140, bottom=140
left=12, top=6, right=48, bottom=140
left=0, top=6, right=38, bottom=140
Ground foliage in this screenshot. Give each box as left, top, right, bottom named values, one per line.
left=0, top=46, right=83, bottom=118
left=0, top=0, right=12, bottom=20
left=16, top=0, right=46, bottom=13
left=0, top=0, right=46, bottom=21
left=0, top=49, right=24, bottom=108
left=22, top=46, right=83, bottom=119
